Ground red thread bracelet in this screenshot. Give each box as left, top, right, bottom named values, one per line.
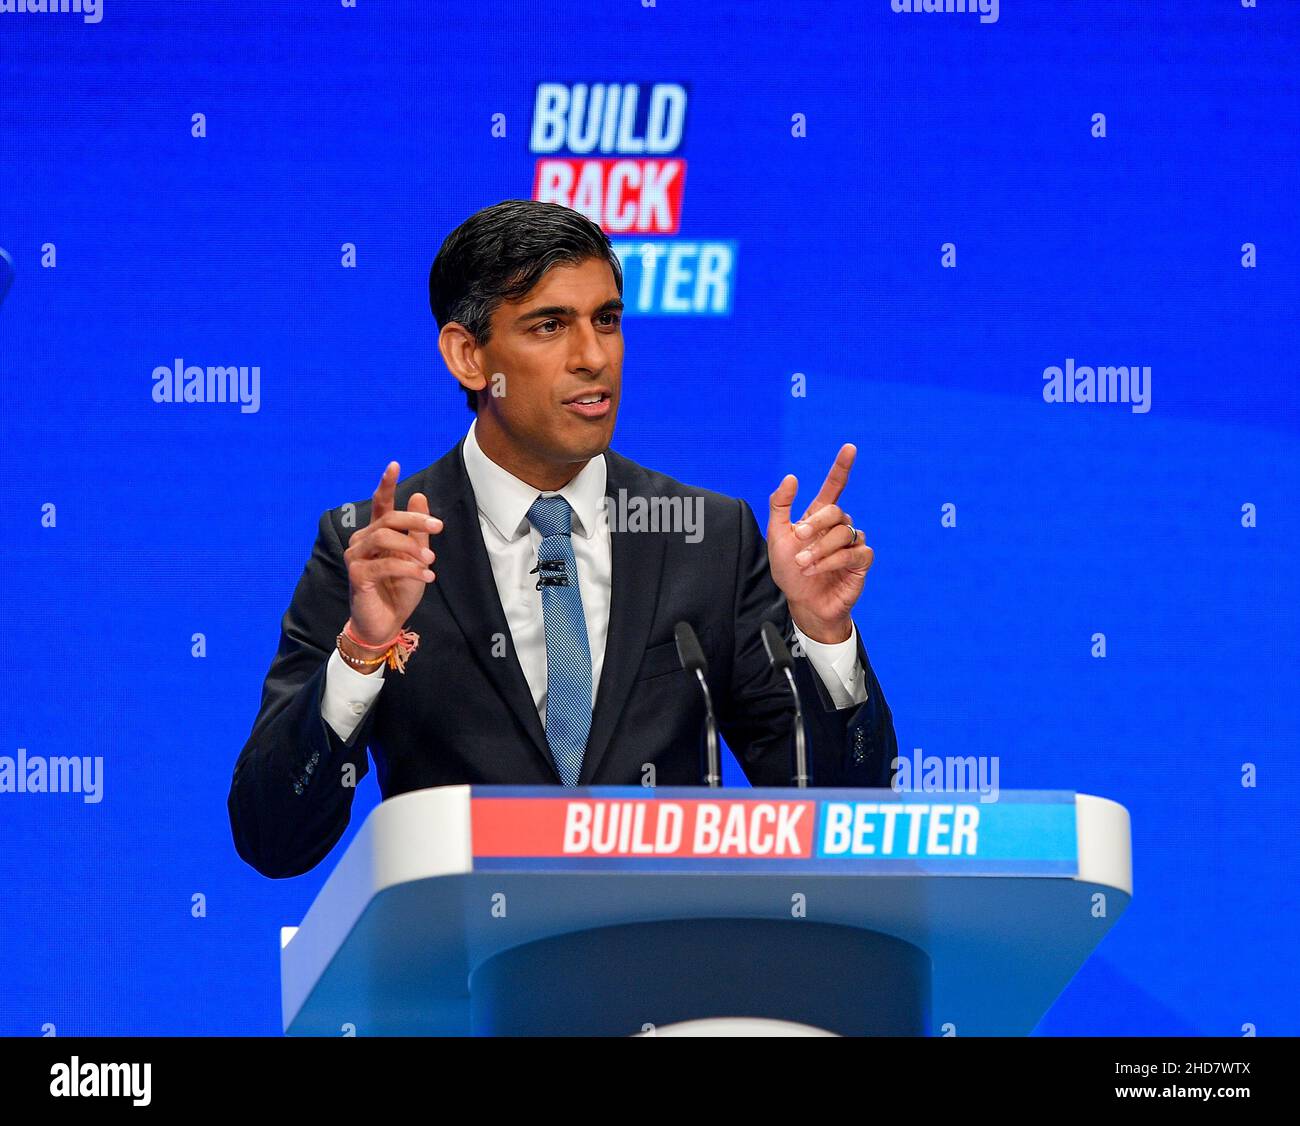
left=343, top=622, right=402, bottom=651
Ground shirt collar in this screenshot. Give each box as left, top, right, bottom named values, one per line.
left=461, top=417, right=607, bottom=541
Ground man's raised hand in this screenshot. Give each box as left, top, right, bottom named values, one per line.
left=767, top=443, right=873, bottom=644
left=343, top=462, right=443, bottom=649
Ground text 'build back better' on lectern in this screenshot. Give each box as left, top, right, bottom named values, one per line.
left=279, top=785, right=1131, bottom=1036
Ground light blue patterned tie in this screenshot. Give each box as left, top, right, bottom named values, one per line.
left=527, top=495, right=592, bottom=786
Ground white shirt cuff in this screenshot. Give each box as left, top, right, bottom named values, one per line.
left=792, top=621, right=868, bottom=709
left=322, top=647, right=386, bottom=741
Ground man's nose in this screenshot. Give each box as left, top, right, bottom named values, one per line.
left=569, top=321, right=608, bottom=372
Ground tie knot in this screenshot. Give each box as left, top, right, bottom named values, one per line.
left=527, top=494, right=573, bottom=538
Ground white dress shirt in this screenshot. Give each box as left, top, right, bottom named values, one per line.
left=321, top=420, right=867, bottom=742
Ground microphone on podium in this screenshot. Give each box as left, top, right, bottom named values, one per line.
left=761, top=622, right=810, bottom=789
left=674, top=622, right=720, bottom=788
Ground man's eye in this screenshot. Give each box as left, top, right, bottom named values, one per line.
left=535, top=320, right=560, bottom=334
left=598, top=313, right=622, bottom=328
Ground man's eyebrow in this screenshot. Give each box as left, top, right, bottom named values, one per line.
left=513, top=297, right=625, bottom=325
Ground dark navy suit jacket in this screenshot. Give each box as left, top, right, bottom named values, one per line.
left=227, top=441, right=898, bottom=877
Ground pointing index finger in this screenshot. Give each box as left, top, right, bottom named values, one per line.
left=803, top=444, right=856, bottom=520
left=371, top=461, right=399, bottom=524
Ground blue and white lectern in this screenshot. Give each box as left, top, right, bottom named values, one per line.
left=280, top=786, right=1131, bottom=1036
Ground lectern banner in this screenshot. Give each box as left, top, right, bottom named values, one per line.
left=469, top=787, right=1078, bottom=877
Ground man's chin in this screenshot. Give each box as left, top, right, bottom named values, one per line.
left=564, top=418, right=617, bottom=460
left=572, top=435, right=613, bottom=462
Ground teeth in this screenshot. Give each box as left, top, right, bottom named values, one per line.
left=575, top=396, right=602, bottom=404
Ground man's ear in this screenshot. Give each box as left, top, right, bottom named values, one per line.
left=438, top=322, right=489, bottom=396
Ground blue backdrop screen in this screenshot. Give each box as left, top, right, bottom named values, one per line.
left=1, top=0, right=1296, bottom=1035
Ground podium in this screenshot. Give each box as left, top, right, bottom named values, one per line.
left=280, top=786, right=1131, bottom=1036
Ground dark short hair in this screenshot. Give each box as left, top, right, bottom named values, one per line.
left=429, top=200, right=625, bottom=411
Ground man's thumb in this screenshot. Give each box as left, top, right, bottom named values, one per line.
left=768, top=474, right=798, bottom=530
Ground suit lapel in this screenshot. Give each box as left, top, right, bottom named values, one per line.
left=580, top=451, right=667, bottom=784
left=419, top=440, right=667, bottom=786
left=424, top=441, right=558, bottom=780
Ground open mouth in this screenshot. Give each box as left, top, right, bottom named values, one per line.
left=562, top=391, right=612, bottom=419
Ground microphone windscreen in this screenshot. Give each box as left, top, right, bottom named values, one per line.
left=674, top=621, right=708, bottom=675
left=761, top=621, right=794, bottom=671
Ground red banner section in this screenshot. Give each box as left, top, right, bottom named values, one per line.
left=472, top=797, right=815, bottom=859
left=532, top=159, right=686, bottom=234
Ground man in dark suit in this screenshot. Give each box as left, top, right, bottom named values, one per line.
left=228, top=200, right=897, bottom=879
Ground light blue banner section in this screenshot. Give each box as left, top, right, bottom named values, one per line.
left=814, top=792, right=1077, bottom=874
left=609, top=240, right=737, bottom=315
